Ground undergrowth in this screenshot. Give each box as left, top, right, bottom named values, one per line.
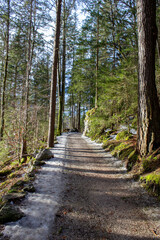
left=84, top=107, right=160, bottom=198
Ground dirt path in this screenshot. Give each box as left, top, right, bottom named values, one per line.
left=2, top=133, right=160, bottom=240
left=51, top=133, right=160, bottom=240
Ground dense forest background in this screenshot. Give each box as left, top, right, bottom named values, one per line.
left=1, top=0, right=160, bottom=180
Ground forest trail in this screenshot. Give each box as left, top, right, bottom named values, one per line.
left=52, top=133, right=160, bottom=240
left=2, top=133, right=160, bottom=240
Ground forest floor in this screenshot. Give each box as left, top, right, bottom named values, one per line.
left=1, top=133, right=160, bottom=240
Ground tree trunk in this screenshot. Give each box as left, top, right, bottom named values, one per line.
left=95, top=1, right=99, bottom=108
left=78, top=100, right=81, bottom=132
left=57, top=0, right=66, bottom=135
left=61, top=0, right=66, bottom=120
left=21, top=0, right=36, bottom=159
left=48, top=0, right=62, bottom=147
left=0, top=0, right=10, bottom=140
left=57, top=53, right=62, bottom=135
left=137, top=0, right=160, bottom=156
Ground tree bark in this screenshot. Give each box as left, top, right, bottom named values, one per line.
left=61, top=0, right=66, bottom=121
left=137, top=0, right=160, bottom=156
left=0, top=0, right=10, bottom=140
left=48, top=0, right=62, bottom=147
left=57, top=53, right=62, bottom=135
left=95, top=1, right=99, bottom=108
left=57, top=0, right=66, bottom=135
left=21, top=0, right=36, bottom=159
left=78, top=100, right=81, bottom=132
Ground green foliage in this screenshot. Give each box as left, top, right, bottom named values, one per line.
left=116, top=130, right=131, bottom=141
left=8, top=171, right=19, bottom=179
left=127, top=150, right=138, bottom=171
left=111, top=142, right=131, bottom=157
left=0, top=141, right=10, bottom=168
left=141, top=173, right=160, bottom=185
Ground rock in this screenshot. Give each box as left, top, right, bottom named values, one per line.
left=2, top=192, right=26, bottom=202
left=23, top=183, right=35, bottom=193
left=9, top=179, right=35, bottom=193
left=36, top=149, right=54, bottom=161
left=69, top=128, right=79, bottom=132
left=33, top=160, right=45, bottom=166
left=0, top=203, right=24, bottom=224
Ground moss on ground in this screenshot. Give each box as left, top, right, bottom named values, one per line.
left=84, top=110, right=160, bottom=198
left=116, top=130, right=131, bottom=141
left=142, top=154, right=160, bottom=173
left=140, top=170, right=160, bottom=197
left=127, top=150, right=138, bottom=171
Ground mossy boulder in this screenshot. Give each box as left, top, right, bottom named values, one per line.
left=0, top=203, right=25, bottom=223
left=36, top=149, right=54, bottom=161
left=140, top=170, right=160, bottom=196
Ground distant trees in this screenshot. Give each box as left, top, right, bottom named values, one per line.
left=0, top=0, right=10, bottom=140
left=137, top=0, right=160, bottom=156
left=66, top=0, right=138, bottom=131
left=0, top=0, right=52, bottom=160
left=1, top=0, right=160, bottom=160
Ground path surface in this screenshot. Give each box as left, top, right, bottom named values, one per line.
left=2, top=133, right=160, bottom=239
left=51, top=133, right=160, bottom=240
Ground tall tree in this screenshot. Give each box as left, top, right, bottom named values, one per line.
left=137, top=0, right=160, bottom=156
left=95, top=0, right=99, bottom=108
left=21, top=0, right=36, bottom=159
left=0, top=0, right=10, bottom=140
left=48, top=0, right=62, bottom=147
left=57, top=0, right=66, bottom=135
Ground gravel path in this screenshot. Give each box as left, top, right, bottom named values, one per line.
left=51, top=133, right=160, bottom=240
left=2, top=133, right=160, bottom=240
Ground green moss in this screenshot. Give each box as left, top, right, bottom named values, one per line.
left=140, top=172, right=160, bottom=196
left=111, top=142, right=127, bottom=155
left=86, top=108, right=96, bottom=117
left=145, top=173, right=160, bottom=184
left=11, top=160, right=19, bottom=167
left=126, top=150, right=138, bottom=171
left=8, top=171, right=20, bottom=179
left=116, top=130, right=131, bottom=141
left=142, top=155, right=160, bottom=173
left=111, top=142, right=134, bottom=161
left=102, top=140, right=120, bottom=151
left=119, top=146, right=134, bottom=160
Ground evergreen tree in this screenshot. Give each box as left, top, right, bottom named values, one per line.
left=137, top=0, right=160, bottom=156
